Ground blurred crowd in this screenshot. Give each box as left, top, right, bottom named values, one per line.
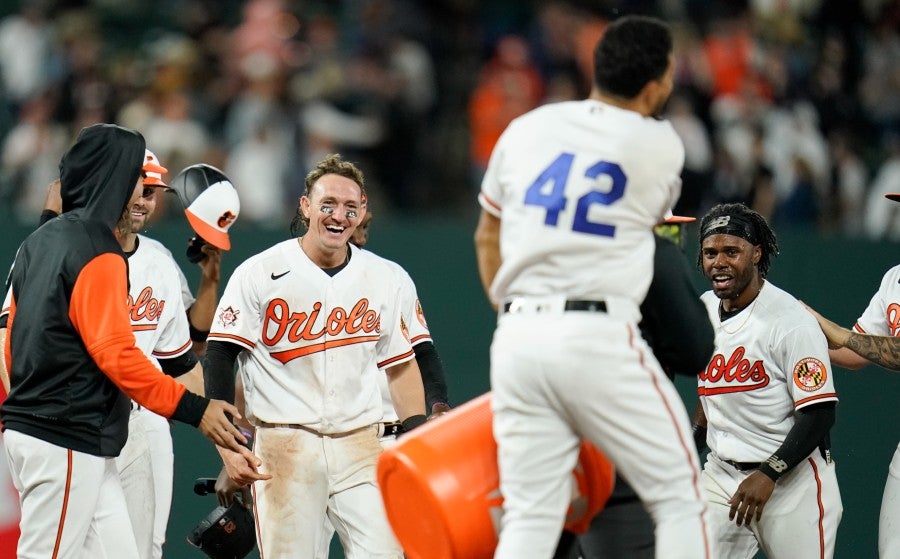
left=0, top=0, right=898, bottom=239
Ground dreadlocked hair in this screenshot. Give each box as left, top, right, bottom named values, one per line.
left=697, top=203, right=779, bottom=278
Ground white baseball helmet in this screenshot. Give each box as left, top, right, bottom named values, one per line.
left=168, top=164, right=240, bottom=250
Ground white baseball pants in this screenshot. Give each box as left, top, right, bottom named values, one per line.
left=880, top=442, right=900, bottom=559
left=253, top=424, right=402, bottom=559
left=490, top=312, right=712, bottom=559
left=703, top=451, right=842, bottom=558
left=117, top=409, right=155, bottom=559
left=3, top=428, right=139, bottom=559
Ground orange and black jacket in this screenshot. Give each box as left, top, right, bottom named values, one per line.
left=0, top=124, right=208, bottom=457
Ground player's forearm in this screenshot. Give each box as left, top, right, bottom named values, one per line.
left=386, top=359, right=426, bottom=424
left=413, top=342, right=450, bottom=410
left=202, top=340, right=241, bottom=403
left=474, top=210, right=501, bottom=309
left=175, top=361, right=205, bottom=396
left=758, top=403, right=835, bottom=482
left=844, top=332, right=900, bottom=371
left=189, top=280, right=218, bottom=335
left=828, top=346, right=870, bottom=370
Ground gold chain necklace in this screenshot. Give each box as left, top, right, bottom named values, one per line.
left=719, top=285, right=763, bottom=335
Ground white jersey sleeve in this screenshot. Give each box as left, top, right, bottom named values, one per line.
left=377, top=259, right=434, bottom=421
left=477, top=99, right=684, bottom=310
left=855, top=264, right=900, bottom=337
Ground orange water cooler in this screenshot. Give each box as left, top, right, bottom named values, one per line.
left=377, top=392, right=615, bottom=559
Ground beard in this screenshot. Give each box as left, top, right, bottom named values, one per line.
left=116, top=205, right=134, bottom=237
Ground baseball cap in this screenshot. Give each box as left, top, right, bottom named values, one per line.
left=886, top=194, right=900, bottom=202
left=182, top=168, right=240, bottom=250
left=142, top=149, right=168, bottom=186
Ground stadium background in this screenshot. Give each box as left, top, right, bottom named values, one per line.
left=0, top=0, right=898, bottom=557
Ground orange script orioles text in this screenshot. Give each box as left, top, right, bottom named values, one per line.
left=698, top=346, right=770, bottom=395
left=262, top=298, right=381, bottom=347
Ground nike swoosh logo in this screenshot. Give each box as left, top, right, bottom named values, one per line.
left=271, top=271, right=290, bottom=280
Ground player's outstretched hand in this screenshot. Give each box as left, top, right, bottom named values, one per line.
left=215, top=465, right=252, bottom=508
left=800, top=301, right=850, bottom=349
left=218, top=445, right=272, bottom=486
left=199, top=399, right=248, bottom=452
left=728, top=470, right=775, bottom=527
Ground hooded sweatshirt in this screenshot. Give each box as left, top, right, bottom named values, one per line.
left=0, top=123, right=208, bottom=456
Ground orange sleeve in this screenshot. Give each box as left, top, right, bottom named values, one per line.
left=69, top=253, right=187, bottom=418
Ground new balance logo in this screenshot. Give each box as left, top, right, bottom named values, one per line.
left=271, top=271, right=290, bottom=280
left=765, top=455, right=788, bottom=473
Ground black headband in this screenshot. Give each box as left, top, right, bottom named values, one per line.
left=700, top=214, right=760, bottom=245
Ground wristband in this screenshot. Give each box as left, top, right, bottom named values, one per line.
left=758, top=454, right=788, bottom=482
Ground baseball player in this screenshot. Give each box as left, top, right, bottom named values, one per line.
left=555, top=215, right=715, bottom=559
left=203, top=154, right=426, bottom=559
left=695, top=202, right=842, bottom=558
left=803, top=191, right=900, bottom=559
left=28, top=151, right=230, bottom=559
left=0, top=123, right=249, bottom=559
left=474, top=16, right=712, bottom=559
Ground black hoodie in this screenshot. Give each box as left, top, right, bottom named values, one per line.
left=1, top=124, right=208, bottom=456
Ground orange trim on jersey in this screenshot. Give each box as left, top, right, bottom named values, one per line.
left=479, top=191, right=502, bottom=213
left=410, top=334, right=432, bottom=345
left=378, top=349, right=415, bottom=369
left=52, top=449, right=73, bottom=558
left=208, top=332, right=256, bottom=349
left=69, top=253, right=186, bottom=418
left=629, top=324, right=711, bottom=558
left=853, top=323, right=865, bottom=334
left=153, top=339, right=193, bottom=358
left=808, top=457, right=826, bottom=558
left=132, top=324, right=158, bottom=332
left=697, top=380, right=769, bottom=396
left=795, top=393, right=838, bottom=408
left=270, top=335, right=381, bottom=364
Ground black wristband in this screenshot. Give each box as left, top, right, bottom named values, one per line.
left=400, top=414, right=427, bottom=433
left=758, top=455, right=789, bottom=482
left=188, top=321, right=210, bottom=342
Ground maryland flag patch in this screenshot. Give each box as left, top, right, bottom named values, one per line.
left=793, top=357, right=827, bottom=392
left=415, top=299, right=428, bottom=328
left=400, top=315, right=410, bottom=342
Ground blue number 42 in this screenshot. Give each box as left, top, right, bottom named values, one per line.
left=523, top=153, right=627, bottom=237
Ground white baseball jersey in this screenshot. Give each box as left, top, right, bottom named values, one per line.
left=127, top=236, right=193, bottom=363
left=208, top=240, right=414, bottom=434
left=478, top=99, right=684, bottom=312
left=376, top=259, right=432, bottom=423
left=854, top=263, right=900, bottom=337
left=852, top=264, right=900, bottom=559
left=700, top=281, right=839, bottom=462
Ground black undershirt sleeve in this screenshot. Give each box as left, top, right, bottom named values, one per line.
left=413, top=341, right=450, bottom=410
left=758, top=402, right=836, bottom=481
left=158, top=350, right=199, bottom=377
left=202, top=340, right=243, bottom=404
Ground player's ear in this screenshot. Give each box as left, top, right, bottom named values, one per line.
left=752, top=245, right=761, bottom=265
left=299, top=196, right=310, bottom=219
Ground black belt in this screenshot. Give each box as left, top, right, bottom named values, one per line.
left=724, top=459, right=761, bottom=471
left=501, top=299, right=607, bottom=313
left=381, top=421, right=403, bottom=437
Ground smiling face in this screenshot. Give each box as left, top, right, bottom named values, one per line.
left=700, top=233, right=763, bottom=311
left=299, top=173, right=364, bottom=266
left=128, top=183, right=160, bottom=233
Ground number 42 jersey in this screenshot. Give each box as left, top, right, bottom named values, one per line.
left=478, top=99, right=684, bottom=310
